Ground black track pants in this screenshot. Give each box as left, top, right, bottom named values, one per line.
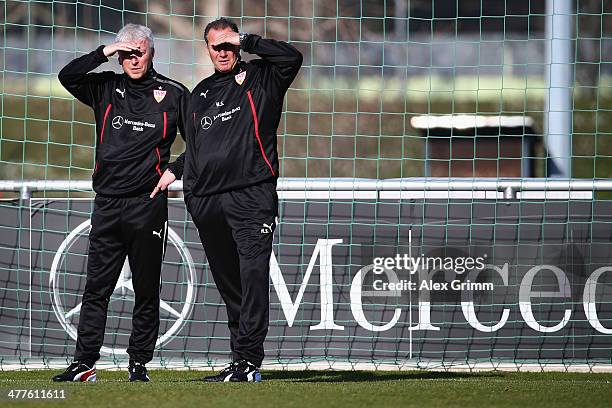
left=74, top=193, right=168, bottom=364
left=187, top=182, right=278, bottom=367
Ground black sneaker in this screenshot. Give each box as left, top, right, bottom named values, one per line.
left=128, top=361, right=150, bottom=382
left=229, top=359, right=262, bottom=382
left=52, top=361, right=96, bottom=382
left=203, top=361, right=238, bottom=382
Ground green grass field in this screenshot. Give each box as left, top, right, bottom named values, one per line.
left=1, top=370, right=611, bottom=408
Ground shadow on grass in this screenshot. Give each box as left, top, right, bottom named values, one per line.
left=127, top=369, right=505, bottom=384
left=29, top=369, right=504, bottom=384
left=262, top=370, right=504, bottom=383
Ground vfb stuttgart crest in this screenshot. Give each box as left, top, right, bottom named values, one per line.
left=234, top=71, right=246, bottom=85
left=49, top=219, right=197, bottom=355
left=153, top=89, right=167, bottom=103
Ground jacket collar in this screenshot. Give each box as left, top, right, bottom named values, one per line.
left=123, top=64, right=156, bottom=88
left=211, top=61, right=246, bottom=80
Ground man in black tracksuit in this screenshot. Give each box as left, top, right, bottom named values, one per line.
left=52, top=24, right=188, bottom=383
left=182, top=18, right=302, bottom=382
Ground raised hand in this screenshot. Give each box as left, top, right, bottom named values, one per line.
left=103, top=42, right=142, bottom=57
left=210, top=32, right=240, bottom=47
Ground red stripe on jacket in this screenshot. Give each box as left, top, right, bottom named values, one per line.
left=246, top=90, right=275, bottom=177
left=155, top=112, right=167, bottom=176
left=99, top=103, right=112, bottom=144
left=155, top=148, right=162, bottom=176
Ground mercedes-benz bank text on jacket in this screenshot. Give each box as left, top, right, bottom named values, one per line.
left=59, top=45, right=189, bottom=197
left=184, top=34, right=303, bottom=199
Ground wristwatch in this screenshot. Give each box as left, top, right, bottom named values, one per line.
left=239, top=32, right=249, bottom=47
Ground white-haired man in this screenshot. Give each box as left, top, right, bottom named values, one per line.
left=53, top=23, right=189, bottom=382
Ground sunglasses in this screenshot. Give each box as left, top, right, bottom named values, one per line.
left=118, top=49, right=145, bottom=59
left=211, top=43, right=239, bottom=52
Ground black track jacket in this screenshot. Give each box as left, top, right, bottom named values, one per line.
left=183, top=34, right=303, bottom=199
left=59, top=45, right=189, bottom=197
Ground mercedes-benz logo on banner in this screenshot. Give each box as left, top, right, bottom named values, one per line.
left=49, top=220, right=197, bottom=356
left=200, top=116, right=212, bottom=130
left=112, top=115, right=124, bottom=129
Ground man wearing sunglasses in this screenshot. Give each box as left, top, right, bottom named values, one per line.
left=53, top=23, right=189, bottom=383
left=180, top=17, right=302, bottom=382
